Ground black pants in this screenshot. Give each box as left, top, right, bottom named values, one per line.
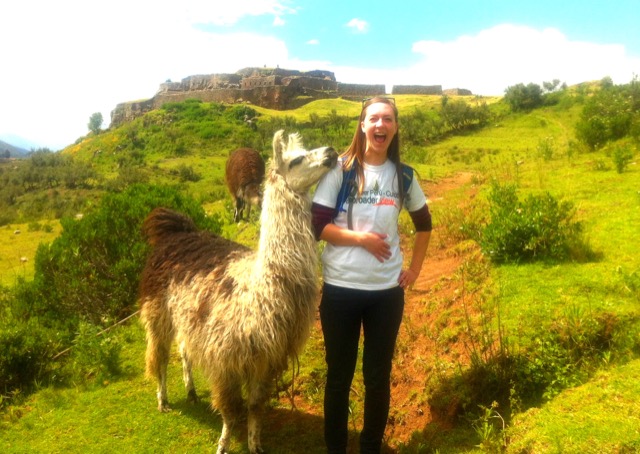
left=320, top=283, right=405, bottom=454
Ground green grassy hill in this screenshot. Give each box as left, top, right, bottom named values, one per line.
left=1, top=85, right=639, bottom=453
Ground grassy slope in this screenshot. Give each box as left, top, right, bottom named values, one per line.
left=424, top=101, right=639, bottom=331
left=1, top=94, right=639, bottom=452
left=507, top=358, right=640, bottom=453
left=0, top=222, right=62, bottom=286
left=0, top=324, right=326, bottom=454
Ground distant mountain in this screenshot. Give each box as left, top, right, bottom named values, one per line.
left=0, top=139, right=29, bottom=158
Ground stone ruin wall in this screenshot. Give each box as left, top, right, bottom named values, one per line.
left=337, top=83, right=387, bottom=99
left=392, top=85, right=443, bottom=95
left=110, top=68, right=471, bottom=127
left=443, top=88, right=473, bottom=96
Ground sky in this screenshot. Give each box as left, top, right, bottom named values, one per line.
left=1, top=0, right=639, bottom=150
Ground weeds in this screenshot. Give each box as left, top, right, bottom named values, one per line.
left=64, top=322, right=123, bottom=383
left=611, top=143, right=635, bottom=173
left=618, top=266, right=640, bottom=301
left=471, top=401, right=506, bottom=452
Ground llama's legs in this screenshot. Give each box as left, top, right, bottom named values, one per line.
left=214, top=379, right=243, bottom=454
left=145, top=331, right=172, bottom=412
left=178, top=341, right=198, bottom=403
left=142, top=306, right=173, bottom=412
left=247, top=377, right=270, bottom=454
left=234, top=197, right=244, bottom=222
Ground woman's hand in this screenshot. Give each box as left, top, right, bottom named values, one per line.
left=360, top=232, right=391, bottom=262
left=398, top=268, right=419, bottom=289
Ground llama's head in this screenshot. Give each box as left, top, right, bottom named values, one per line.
left=271, top=130, right=337, bottom=193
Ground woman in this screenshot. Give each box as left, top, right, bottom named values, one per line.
left=311, top=96, right=432, bottom=453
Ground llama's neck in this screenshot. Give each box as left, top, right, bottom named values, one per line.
left=257, top=174, right=317, bottom=282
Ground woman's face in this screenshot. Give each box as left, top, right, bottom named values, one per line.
left=361, top=102, right=398, bottom=162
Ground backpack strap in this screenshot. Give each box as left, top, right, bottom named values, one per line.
left=334, top=164, right=357, bottom=216
left=335, top=163, right=414, bottom=230
left=400, top=164, right=413, bottom=196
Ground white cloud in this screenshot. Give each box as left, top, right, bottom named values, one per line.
left=183, top=0, right=297, bottom=26
left=273, top=16, right=286, bottom=26
left=407, top=24, right=640, bottom=95
left=346, top=18, right=369, bottom=34
left=307, top=39, right=320, bottom=45
left=0, top=0, right=296, bottom=149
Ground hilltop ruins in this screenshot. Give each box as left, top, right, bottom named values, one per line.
left=110, top=67, right=471, bottom=127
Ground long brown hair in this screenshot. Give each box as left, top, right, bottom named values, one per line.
left=341, top=96, right=405, bottom=205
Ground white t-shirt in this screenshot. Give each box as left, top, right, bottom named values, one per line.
left=313, top=158, right=427, bottom=290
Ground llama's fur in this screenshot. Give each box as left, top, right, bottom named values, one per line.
left=225, top=147, right=265, bottom=222
left=139, top=130, right=337, bottom=454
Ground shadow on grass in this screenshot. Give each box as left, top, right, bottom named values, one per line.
left=171, top=391, right=397, bottom=453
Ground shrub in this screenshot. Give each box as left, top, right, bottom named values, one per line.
left=28, top=184, right=223, bottom=326
left=611, top=144, right=635, bottom=173
left=224, top=105, right=259, bottom=122
left=480, top=181, right=583, bottom=263
left=504, top=83, right=544, bottom=111
left=575, top=82, right=638, bottom=150
left=0, top=313, right=61, bottom=394
left=536, top=136, right=555, bottom=161
left=63, top=322, right=123, bottom=383
left=175, top=164, right=202, bottom=182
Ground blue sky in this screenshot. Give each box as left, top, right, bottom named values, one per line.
left=1, top=0, right=639, bottom=150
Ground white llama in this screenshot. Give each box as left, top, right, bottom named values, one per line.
left=139, top=130, right=337, bottom=454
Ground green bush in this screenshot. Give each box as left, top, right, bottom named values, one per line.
left=575, top=82, right=639, bottom=150
left=480, top=181, right=583, bottom=263
left=63, top=322, right=123, bottom=383
left=0, top=313, right=61, bottom=394
left=504, top=83, right=544, bottom=111
left=28, top=184, right=223, bottom=326
left=611, top=144, right=635, bottom=173
left=175, top=164, right=202, bottom=182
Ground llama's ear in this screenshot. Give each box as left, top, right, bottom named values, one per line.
left=272, top=129, right=285, bottom=167
left=287, top=132, right=303, bottom=151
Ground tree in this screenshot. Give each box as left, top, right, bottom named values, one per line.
left=542, top=79, right=562, bottom=93
left=575, top=82, right=636, bottom=150
left=88, top=112, right=103, bottom=135
left=504, top=83, right=543, bottom=111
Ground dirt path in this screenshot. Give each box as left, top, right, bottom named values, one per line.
left=387, top=171, right=479, bottom=444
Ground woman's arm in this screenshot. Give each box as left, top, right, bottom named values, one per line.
left=312, top=201, right=392, bottom=263
left=398, top=230, right=431, bottom=289
left=398, top=203, right=432, bottom=288
left=319, top=223, right=391, bottom=263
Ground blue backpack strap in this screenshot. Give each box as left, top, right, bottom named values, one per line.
left=334, top=164, right=357, bottom=218
left=401, top=163, right=413, bottom=197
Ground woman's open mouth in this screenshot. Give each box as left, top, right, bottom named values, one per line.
left=374, top=133, right=387, bottom=144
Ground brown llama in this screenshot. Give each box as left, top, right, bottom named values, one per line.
left=225, top=147, right=265, bottom=222
left=139, top=130, right=337, bottom=454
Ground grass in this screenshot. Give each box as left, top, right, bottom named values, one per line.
left=0, top=221, right=61, bottom=286
left=506, top=359, right=640, bottom=453
left=0, top=323, right=326, bottom=454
